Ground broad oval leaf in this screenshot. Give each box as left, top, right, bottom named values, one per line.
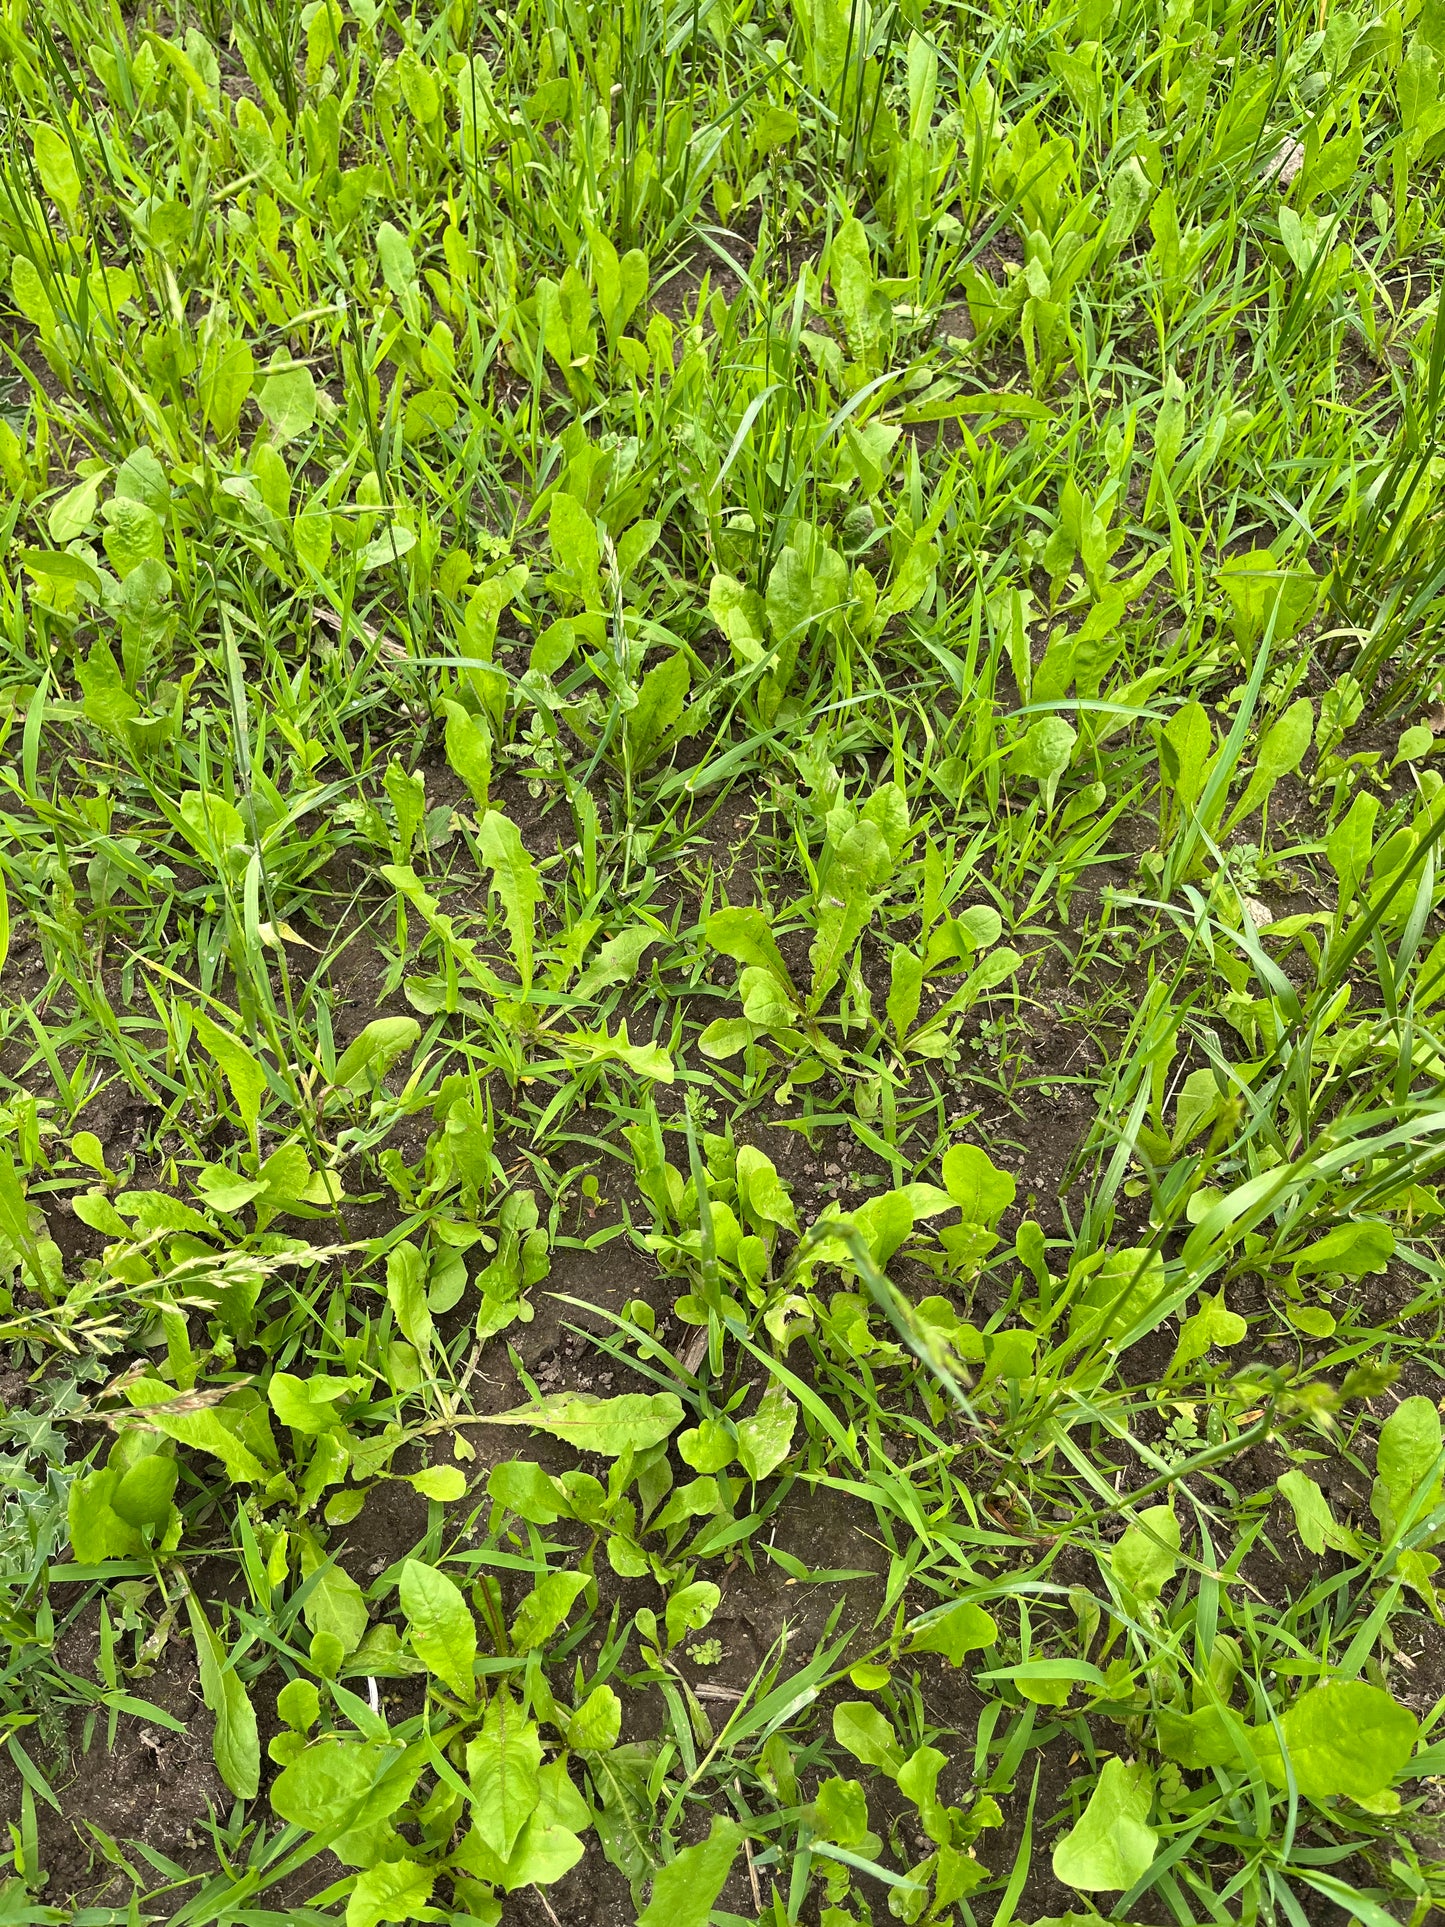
left=907, top=1598, right=998, bottom=1665
left=408, top=1464, right=467, bottom=1502
left=941, top=1143, right=1016, bottom=1227
left=271, top=1738, right=406, bottom=1832
left=833, top=1701, right=904, bottom=1777
left=257, top=357, right=317, bottom=445
left=1376, top=1395, right=1444, bottom=1530
left=111, top=1453, right=178, bottom=1528
left=1108, top=1505, right=1181, bottom=1602
left=665, top=1579, right=720, bottom=1648
left=705, top=904, right=795, bottom=990
left=1011, top=715, right=1077, bottom=784
left=399, top=1558, right=476, bottom=1700
left=736, top=1379, right=798, bottom=1482
left=268, top=1371, right=359, bottom=1435
left=1051, top=1758, right=1157, bottom=1892
left=569, top=1683, right=622, bottom=1753
left=1291, top=1219, right=1395, bottom=1279
left=1073, top=1246, right=1168, bottom=1345
left=488, top=1458, right=573, bottom=1524
left=1275, top=1680, right=1418, bottom=1801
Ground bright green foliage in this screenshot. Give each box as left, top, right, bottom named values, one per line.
left=1108, top=1506, right=1181, bottom=1602
left=0, top=0, right=1443, bottom=1920
left=907, top=1599, right=998, bottom=1665
left=1052, top=1759, right=1158, bottom=1891
left=398, top=1558, right=476, bottom=1701
left=637, top=1818, right=743, bottom=1926
left=466, top=1692, right=542, bottom=1863
left=346, top=1859, right=433, bottom=1927
left=1259, top=1681, right=1420, bottom=1802
left=483, top=1391, right=683, bottom=1456
left=185, top=1590, right=260, bottom=1801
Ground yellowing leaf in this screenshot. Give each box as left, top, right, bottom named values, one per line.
left=346, top=1859, right=433, bottom=1927
left=1052, top=1758, right=1157, bottom=1891
left=482, top=1391, right=683, bottom=1457
left=907, top=1598, right=998, bottom=1665
left=1256, top=1681, right=1418, bottom=1801
left=1108, top=1505, right=1180, bottom=1602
